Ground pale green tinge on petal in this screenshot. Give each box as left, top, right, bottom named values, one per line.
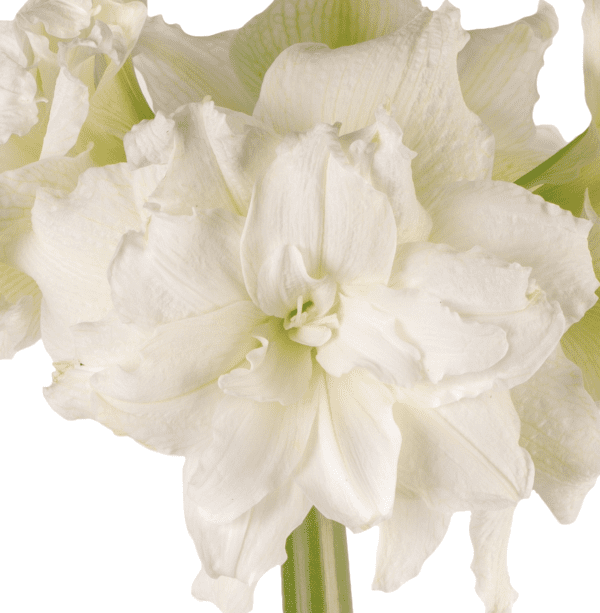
left=511, top=345, right=600, bottom=523
left=295, top=370, right=401, bottom=533
left=0, top=21, right=39, bottom=146
left=372, top=495, right=451, bottom=592
left=0, top=264, right=40, bottom=358
left=191, top=570, right=255, bottom=613
left=427, top=180, right=599, bottom=327
left=469, top=507, right=518, bottom=613
left=230, top=0, right=422, bottom=104
left=132, top=16, right=255, bottom=115
left=253, top=4, right=494, bottom=195
left=17, top=0, right=93, bottom=39
left=458, top=0, right=566, bottom=182
left=185, top=471, right=311, bottom=585
left=218, top=319, right=313, bottom=406
left=393, top=390, right=534, bottom=512
left=109, top=208, right=249, bottom=328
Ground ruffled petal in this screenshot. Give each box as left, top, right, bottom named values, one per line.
left=16, top=0, right=93, bottom=39
left=230, top=0, right=422, bottom=104
left=427, top=180, right=599, bottom=326
left=123, top=111, right=175, bottom=168
left=458, top=1, right=565, bottom=181
left=219, top=319, right=313, bottom=406
left=390, top=242, right=532, bottom=315
left=295, top=370, right=401, bottom=532
left=0, top=21, right=38, bottom=145
left=242, top=123, right=397, bottom=304
left=110, top=208, right=248, bottom=327
left=469, top=507, right=519, bottom=613
left=132, top=16, right=256, bottom=115
left=511, top=345, right=600, bottom=523
left=185, top=473, right=311, bottom=584
left=186, top=377, right=318, bottom=523
left=373, top=494, right=451, bottom=592
left=393, top=390, right=534, bottom=512
left=253, top=4, right=494, bottom=195
left=191, top=570, right=255, bottom=613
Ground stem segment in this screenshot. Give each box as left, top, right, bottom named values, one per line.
left=281, top=507, right=353, bottom=613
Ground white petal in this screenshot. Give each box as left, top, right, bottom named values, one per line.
left=191, top=570, right=255, bottom=613
left=511, top=345, right=600, bottom=523
left=316, top=292, right=422, bottom=388
left=253, top=4, right=494, bottom=195
left=110, top=208, right=248, bottom=328
left=373, top=495, right=451, bottom=592
left=219, top=318, right=313, bottom=406
left=0, top=22, right=38, bottom=145
left=242, top=124, right=397, bottom=304
left=43, top=360, right=94, bottom=421
left=427, top=180, right=599, bottom=326
left=124, top=111, right=175, bottom=168
left=186, top=378, right=318, bottom=523
left=185, top=473, right=311, bottom=585
left=470, top=507, right=518, bottom=613
left=230, top=0, right=422, bottom=103
left=390, top=242, right=532, bottom=315
left=458, top=1, right=565, bottom=181
left=17, top=0, right=93, bottom=38
left=295, top=370, right=401, bottom=532
left=584, top=0, right=600, bottom=122
left=132, top=16, right=255, bottom=115
left=371, top=285, right=509, bottom=384
left=393, top=390, right=534, bottom=512
left=7, top=163, right=161, bottom=360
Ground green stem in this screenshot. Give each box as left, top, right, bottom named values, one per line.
left=281, top=507, right=353, bottom=613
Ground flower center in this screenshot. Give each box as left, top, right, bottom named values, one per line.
left=282, top=293, right=338, bottom=347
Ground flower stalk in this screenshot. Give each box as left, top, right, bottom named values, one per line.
left=281, top=507, right=353, bottom=613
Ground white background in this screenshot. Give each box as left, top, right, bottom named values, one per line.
left=0, top=1, right=598, bottom=612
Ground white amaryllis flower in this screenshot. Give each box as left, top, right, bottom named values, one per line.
left=15, top=3, right=595, bottom=613
left=0, top=0, right=150, bottom=358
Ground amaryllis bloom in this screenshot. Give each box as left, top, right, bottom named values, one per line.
left=0, top=0, right=151, bottom=358
left=3, top=1, right=600, bottom=612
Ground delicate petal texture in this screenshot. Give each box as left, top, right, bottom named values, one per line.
left=373, top=495, right=451, bottom=592
left=185, top=474, right=311, bottom=584
left=511, top=346, right=600, bottom=523
left=458, top=1, right=566, bottom=181
left=39, top=66, right=89, bottom=158
left=584, top=0, right=600, bottom=122
left=147, top=101, right=278, bottom=216
left=110, top=208, right=248, bottom=327
left=242, top=124, right=397, bottom=303
left=219, top=319, right=313, bottom=406
left=44, top=359, right=95, bottom=420
left=17, top=0, right=93, bottom=38
left=191, top=570, right=255, bottom=613
left=427, top=180, right=599, bottom=326
left=124, top=111, right=175, bottom=168
left=0, top=264, right=40, bottom=358
left=316, top=293, right=422, bottom=388
left=253, top=4, right=494, bottom=195
left=6, top=163, right=160, bottom=360
left=469, top=507, right=518, bottom=613
left=295, top=370, right=401, bottom=532
left=0, top=21, right=38, bottom=145
left=390, top=242, right=532, bottom=315
left=186, top=380, right=318, bottom=523
left=393, top=390, right=534, bottom=512
left=132, top=16, right=255, bottom=115
left=230, top=0, right=423, bottom=102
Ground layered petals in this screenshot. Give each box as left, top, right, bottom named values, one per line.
left=191, top=571, right=255, bottom=613
left=511, top=346, right=600, bottom=523
left=458, top=1, right=566, bottom=181
left=184, top=474, right=311, bottom=584
left=373, top=495, right=452, bottom=592
left=253, top=4, right=494, bottom=195
left=16, top=0, right=93, bottom=39
left=393, top=390, right=534, bottom=512
left=427, top=180, right=599, bottom=326
left=295, top=370, right=400, bottom=532
left=469, top=507, right=518, bottom=613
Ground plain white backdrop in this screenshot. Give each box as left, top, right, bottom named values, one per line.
left=0, top=1, right=598, bottom=612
